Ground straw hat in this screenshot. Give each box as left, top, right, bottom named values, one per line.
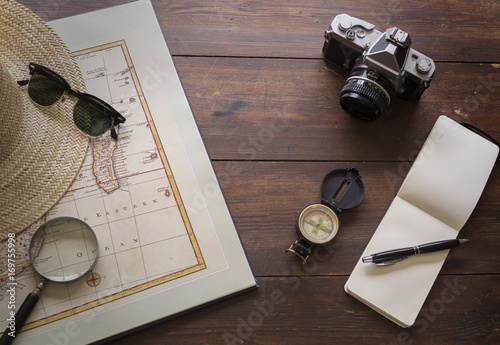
left=0, top=0, right=89, bottom=240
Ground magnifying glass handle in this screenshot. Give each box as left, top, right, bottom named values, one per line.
left=0, top=280, right=46, bottom=345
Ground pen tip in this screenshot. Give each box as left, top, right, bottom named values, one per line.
left=459, top=239, right=469, bottom=244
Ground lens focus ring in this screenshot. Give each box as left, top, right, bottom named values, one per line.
left=340, top=79, right=389, bottom=120
left=339, top=68, right=395, bottom=121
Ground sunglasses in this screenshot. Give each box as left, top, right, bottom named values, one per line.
left=18, top=63, right=126, bottom=139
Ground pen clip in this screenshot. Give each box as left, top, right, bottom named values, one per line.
left=375, top=257, right=408, bottom=266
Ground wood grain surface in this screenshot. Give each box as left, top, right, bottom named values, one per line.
left=17, top=0, right=500, bottom=344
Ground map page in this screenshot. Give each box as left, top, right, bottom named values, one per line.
left=0, top=37, right=230, bottom=341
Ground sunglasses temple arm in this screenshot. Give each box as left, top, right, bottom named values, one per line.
left=110, top=114, right=126, bottom=140
left=17, top=79, right=29, bottom=86
left=110, top=126, right=118, bottom=140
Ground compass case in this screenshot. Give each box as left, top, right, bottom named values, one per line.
left=321, top=168, right=364, bottom=213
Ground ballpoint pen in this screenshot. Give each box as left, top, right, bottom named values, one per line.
left=362, top=239, right=469, bottom=266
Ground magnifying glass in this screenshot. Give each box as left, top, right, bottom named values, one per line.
left=0, top=217, right=98, bottom=344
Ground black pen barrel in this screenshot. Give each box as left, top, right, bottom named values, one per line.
left=417, top=239, right=461, bottom=254
left=371, top=247, right=416, bottom=262
left=372, top=239, right=463, bottom=262
left=363, top=239, right=468, bottom=264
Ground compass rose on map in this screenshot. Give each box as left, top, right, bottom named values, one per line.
left=86, top=272, right=101, bottom=287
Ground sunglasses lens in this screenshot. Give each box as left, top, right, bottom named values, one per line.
left=73, top=96, right=113, bottom=137
left=28, top=70, right=68, bottom=106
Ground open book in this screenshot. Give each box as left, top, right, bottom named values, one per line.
left=345, top=115, right=498, bottom=327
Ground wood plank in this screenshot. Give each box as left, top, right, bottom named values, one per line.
left=100, top=275, right=500, bottom=345
left=154, top=0, right=500, bottom=62
left=18, top=0, right=500, bottom=62
left=175, top=57, right=500, bottom=161
left=211, top=161, right=500, bottom=276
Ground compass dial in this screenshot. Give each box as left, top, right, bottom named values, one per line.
left=298, top=204, right=339, bottom=244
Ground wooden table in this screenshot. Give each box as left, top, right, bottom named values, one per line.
left=19, top=0, right=500, bottom=344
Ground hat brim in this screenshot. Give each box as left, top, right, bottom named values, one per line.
left=0, top=0, right=89, bottom=240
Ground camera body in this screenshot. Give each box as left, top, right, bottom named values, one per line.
left=323, top=14, right=435, bottom=120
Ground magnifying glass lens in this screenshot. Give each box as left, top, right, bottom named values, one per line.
left=30, top=217, right=98, bottom=282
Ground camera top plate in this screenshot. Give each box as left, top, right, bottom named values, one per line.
left=335, top=13, right=375, bottom=33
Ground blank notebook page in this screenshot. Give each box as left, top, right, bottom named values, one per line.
left=398, top=115, right=499, bottom=230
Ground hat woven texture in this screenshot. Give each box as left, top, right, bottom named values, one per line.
left=0, top=0, right=89, bottom=240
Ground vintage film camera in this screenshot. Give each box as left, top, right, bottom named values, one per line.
left=323, top=14, right=435, bottom=120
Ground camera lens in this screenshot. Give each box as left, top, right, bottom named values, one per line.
left=339, top=68, right=395, bottom=120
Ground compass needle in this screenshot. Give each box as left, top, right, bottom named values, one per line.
left=320, top=226, right=331, bottom=233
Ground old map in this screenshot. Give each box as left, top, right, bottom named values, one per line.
left=0, top=40, right=208, bottom=332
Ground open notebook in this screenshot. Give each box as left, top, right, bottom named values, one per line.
left=345, top=115, right=499, bottom=327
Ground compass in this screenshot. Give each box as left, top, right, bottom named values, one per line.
left=298, top=204, right=339, bottom=244
left=287, top=168, right=364, bottom=263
